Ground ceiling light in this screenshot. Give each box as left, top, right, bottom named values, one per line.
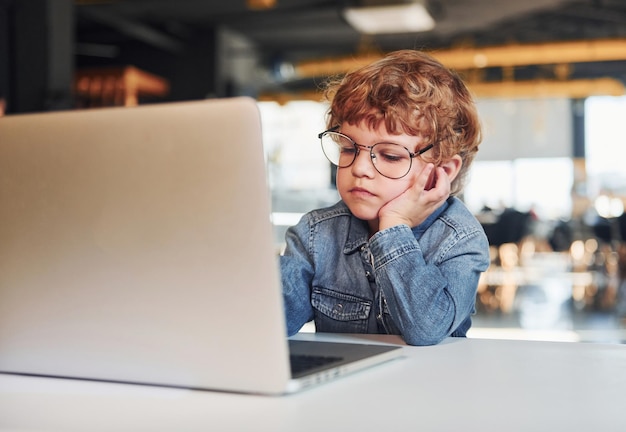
left=343, top=1, right=435, bottom=35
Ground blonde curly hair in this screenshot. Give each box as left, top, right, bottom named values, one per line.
left=324, top=49, right=481, bottom=196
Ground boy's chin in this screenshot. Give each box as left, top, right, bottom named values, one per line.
left=345, top=203, right=380, bottom=223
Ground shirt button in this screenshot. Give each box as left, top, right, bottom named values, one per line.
left=333, top=304, right=343, bottom=313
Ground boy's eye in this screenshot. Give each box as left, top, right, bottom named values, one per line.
left=379, top=152, right=404, bottom=162
left=339, top=145, right=356, bottom=155
left=375, top=144, right=409, bottom=163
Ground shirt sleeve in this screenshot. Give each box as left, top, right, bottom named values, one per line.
left=368, top=223, right=489, bottom=346
left=279, top=216, right=315, bottom=336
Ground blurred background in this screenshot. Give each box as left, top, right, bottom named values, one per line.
left=2, top=0, right=626, bottom=343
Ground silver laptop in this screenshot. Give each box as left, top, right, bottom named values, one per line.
left=0, top=97, right=402, bottom=395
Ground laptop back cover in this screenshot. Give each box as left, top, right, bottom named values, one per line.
left=0, top=97, right=293, bottom=394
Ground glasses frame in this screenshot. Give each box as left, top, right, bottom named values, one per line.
left=318, top=126, right=435, bottom=179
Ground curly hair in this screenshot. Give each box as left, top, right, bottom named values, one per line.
left=323, top=50, right=481, bottom=195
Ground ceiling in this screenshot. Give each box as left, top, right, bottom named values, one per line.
left=74, top=0, right=626, bottom=98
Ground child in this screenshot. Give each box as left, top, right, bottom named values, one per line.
left=280, top=50, right=490, bottom=346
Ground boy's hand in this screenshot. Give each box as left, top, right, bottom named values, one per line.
left=378, top=163, right=450, bottom=231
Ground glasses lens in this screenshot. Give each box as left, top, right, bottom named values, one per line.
left=321, top=132, right=356, bottom=167
left=371, top=143, right=412, bottom=179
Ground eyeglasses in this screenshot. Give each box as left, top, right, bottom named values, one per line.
left=318, top=127, right=434, bottom=179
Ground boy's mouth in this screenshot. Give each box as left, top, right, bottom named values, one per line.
left=349, top=187, right=374, bottom=197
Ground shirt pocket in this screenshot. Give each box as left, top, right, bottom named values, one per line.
left=311, top=287, right=372, bottom=333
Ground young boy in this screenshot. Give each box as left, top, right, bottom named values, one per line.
left=280, top=50, right=490, bottom=346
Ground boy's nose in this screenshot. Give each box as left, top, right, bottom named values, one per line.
left=350, top=146, right=375, bottom=178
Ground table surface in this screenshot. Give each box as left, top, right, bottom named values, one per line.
left=2, top=333, right=625, bottom=432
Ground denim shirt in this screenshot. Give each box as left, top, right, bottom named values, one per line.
left=280, top=197, right=490, bottom=346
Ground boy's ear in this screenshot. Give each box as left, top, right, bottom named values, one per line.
left=440, top=155, right=463, bottom=182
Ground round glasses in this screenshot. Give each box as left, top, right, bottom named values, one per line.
left=319, top=128, right=434, bottom=179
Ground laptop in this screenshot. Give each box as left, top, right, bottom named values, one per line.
left=0, top=97, right=402, bottom=395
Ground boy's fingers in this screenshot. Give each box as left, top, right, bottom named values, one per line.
left=412, top=163, right=434, bottom=191
left=429, top=167, right=451, bottom=199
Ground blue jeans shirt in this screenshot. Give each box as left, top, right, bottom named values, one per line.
left=280, top=197, right=491, bottom=346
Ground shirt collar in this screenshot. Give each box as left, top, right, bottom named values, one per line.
left=412, top=198, right=451, bottom=236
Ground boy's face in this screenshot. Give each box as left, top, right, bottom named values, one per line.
left=335, top=121, right=432, bottom=225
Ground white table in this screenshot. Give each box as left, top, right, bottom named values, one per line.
left=1, top=333, right=625, bottom=432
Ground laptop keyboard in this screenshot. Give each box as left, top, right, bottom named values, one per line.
left=289, top=354, right=343, bottom=376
